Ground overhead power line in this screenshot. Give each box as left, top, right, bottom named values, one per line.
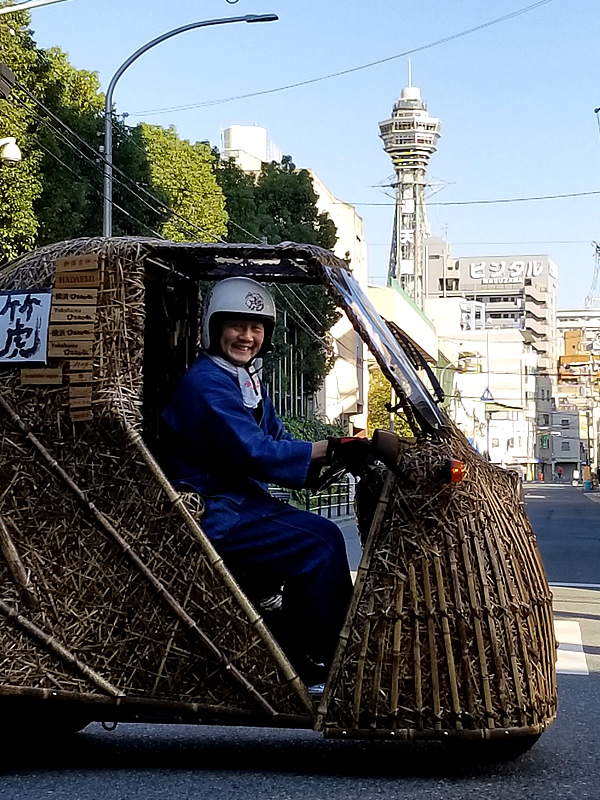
left=2, top=100, right=168, bottom=239
left=368, top=240, right=592, bottom=246
left=129, top=0, right=556, bottom=116
left=31, top=132, right=166, bottom=239
left=327, top=189, right=600, bottom=208
left=11, top=83, right=228, bottom=244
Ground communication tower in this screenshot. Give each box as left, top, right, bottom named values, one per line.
left=379, top=80, right=441, bottom=308
left=585, top=242, right=600, bottom=309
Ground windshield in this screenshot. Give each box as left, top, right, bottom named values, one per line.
left=323, top=265, right=447, bottom=433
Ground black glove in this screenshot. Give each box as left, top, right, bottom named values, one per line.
left=326, top=437, right=371, bottom=474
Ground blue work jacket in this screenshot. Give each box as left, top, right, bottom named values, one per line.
left=160, top=352, right=312, bottom=504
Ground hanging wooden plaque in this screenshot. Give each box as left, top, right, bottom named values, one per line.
left=69, top=389, right=93, bottom=408
left=67, top=359, right=92, bottom=373
left=49, top=324, right=95, bottom=342
left=50, top=306, right=97, bottom=324
left=70, top=408, right=93, bottom=422
left=48, top=341, right=94, bottom=358
left=55, top=254, right=99, bottom=273
left=52, top=289, right=98, bottom=306
left=54, top=272, right=100, bottom=289
left=20, top=366, right=64, bottom=386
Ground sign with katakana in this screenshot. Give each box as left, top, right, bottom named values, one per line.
left=0, top=291, right=51, bottom=364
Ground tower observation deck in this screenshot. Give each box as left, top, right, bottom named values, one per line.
left=379, top=85, right=441, bottom=308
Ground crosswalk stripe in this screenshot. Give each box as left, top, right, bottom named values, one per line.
left=554, top=620, right=589, bottom=675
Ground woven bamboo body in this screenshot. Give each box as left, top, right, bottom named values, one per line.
left=320, top=427, right=558, bottom=739
left=0, top=239, right=314, bottom=724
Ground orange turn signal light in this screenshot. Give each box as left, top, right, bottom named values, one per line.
left=448, top=459, right=465, bottom=483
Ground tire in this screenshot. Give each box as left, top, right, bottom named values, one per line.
left=0, top=700, right=92, bottom=739
left=444, top=733, right=541, bottom=764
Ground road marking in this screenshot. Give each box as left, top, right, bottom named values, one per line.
left=550, top=582, right=600, bottom=589
left=554, top=620, right=589, bottom=675
left=585, top=493, right=600, bottom=504
left=525, top=494, right=546, bottom=498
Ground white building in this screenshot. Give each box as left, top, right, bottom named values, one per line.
left=426, top=295, right=538, bottom=476
left=554, top=311, right=600, bottom=475
left=308, top=170, right=369, bottom=432
left=220, top=125, right=369, bottom=433
left=221, top=125, right=282, bottom=172
left=425, top=239, right=559, bottom=376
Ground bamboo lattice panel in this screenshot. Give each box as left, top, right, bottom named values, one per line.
left=322, top=427, right=557, bottom=735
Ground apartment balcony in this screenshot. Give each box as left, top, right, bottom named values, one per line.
left=485, top=299, right=523, bottom=312
left=524, top=284, right=546, bottom=304
left=524, top=300, right=547, bottom=320
left=525, top=318, right=546, bottom=338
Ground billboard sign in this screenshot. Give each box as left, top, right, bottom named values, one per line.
left=0, top=291, right=51, bottom=363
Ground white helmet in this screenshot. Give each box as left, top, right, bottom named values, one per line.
left=201, top=277, right=276, bottom=356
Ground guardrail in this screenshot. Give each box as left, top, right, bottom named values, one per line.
left=270, top=475, right=356, bottom=519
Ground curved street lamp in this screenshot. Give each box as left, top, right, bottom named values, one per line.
left=103, top=13, right=278, bottom=237
left=0, top=0, right=70, bottom=15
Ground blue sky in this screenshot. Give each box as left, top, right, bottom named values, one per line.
left=19, top=0, right=600, bottom=307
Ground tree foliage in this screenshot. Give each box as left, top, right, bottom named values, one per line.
left=140, top=124, right=227, bottom=242
left=367, top=368, right=414, bottom=438
left=0, top=14, right=227, bottom=262
left=0, top=11, right=42, bottom=261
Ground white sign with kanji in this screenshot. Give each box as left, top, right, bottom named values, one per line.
left=0, top=291, right=51, bottom=364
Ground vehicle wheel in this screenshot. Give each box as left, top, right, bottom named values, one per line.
left=0, top=708, right=92, bottom=739
left=444, top=733, right=541, bottom=763
left=51, top=712, right=92, bottom=735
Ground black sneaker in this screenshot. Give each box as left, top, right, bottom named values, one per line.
left=308, top=683, right=325, bottom=699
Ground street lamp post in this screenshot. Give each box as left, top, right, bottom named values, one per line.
left=0, top=0, right=70, bottom=15
left=102, top=13, right=278, bottom=238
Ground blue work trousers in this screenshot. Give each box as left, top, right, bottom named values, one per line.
left=202, top=495, right=353, bottom=669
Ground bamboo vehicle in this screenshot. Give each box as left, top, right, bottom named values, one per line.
left=0, top=238, right=556, bottom=759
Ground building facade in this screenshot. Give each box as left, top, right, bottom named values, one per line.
left=425, top=241, right=559, bottom=375
left=221, top=125, right=282, bottom=172
left=554, top=310, right=600, bottom=476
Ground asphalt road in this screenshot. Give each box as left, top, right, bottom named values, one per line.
left=0, top=486, right=598, bottom=799
left=525, top=482, right=600, bottom=585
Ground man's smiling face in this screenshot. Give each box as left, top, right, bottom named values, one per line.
left=219, top=318, right=265, bottom=366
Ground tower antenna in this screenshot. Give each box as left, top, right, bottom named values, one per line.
left=585, top=242, right=600, bottom=309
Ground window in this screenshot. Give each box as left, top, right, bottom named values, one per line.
left=560, top=418, right=570, bottom=428
left=561, top=441, right=571, bottom=452
left=438, top=278, right=459, bottom=291
left=492, top=438, right=500, bottom=448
